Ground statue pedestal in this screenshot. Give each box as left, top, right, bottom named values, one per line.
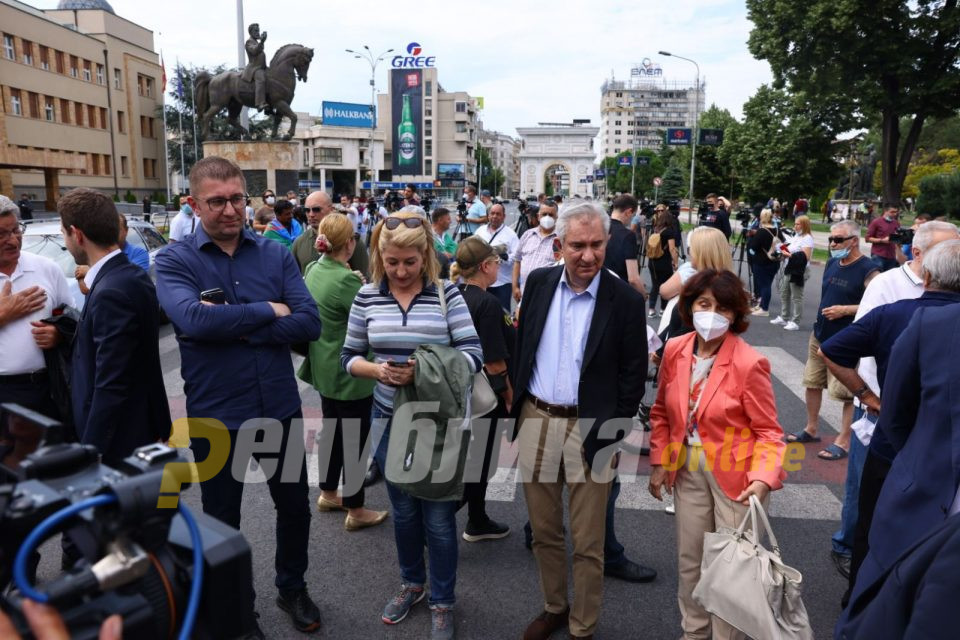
left=202, top=140, right=301, bottom=201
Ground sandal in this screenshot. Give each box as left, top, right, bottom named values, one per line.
left=786, top=429, right=822, bottom=443
left=817, top=443, right=849, bottom=461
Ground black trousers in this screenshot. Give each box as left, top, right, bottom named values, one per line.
left=461, top=400, right=508, bottom=523
left=318, top=394, right=373, bottom=510
left=848, top=449, right=892, bottom=594
left=189, top=413, right=310, bottom=594
left=0, top=377, right=59, bottom=421
left=648, top=260, right=674, bottom=311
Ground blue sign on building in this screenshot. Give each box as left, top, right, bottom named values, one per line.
left=322, top=101, right=375, bottom=128
left=666, top=128, right=693, bottom=145
left=618, top=156, right=632, bottom=166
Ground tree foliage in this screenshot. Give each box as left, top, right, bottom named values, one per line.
left=160, top=64, right=274, bottom=176
left=875, top=148, right=960, bottom=198
left=659, top=162, right=686, bottom=202
left=598, top=150, right=664, bottom=198
left=745, top=0, right=960, bottom=205
left=720, top=85, right=841, bottom=204
left=915, top=170, right=960, bottom=218
left=475, top=146, right=506, bottom=196
left=673, top=105, right=742, bottom=200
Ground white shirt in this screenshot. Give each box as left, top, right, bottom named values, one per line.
left=0, top=252, right=73, bottom=374
left=786, top=233, right=815, bottom=256
left=475, top=223, right=520, bottom=288
left=169, top=210, right=196, bottom=241
left=347, top=210, right=371, bottom=238
left=83, top=249, right=123, bottom=291
left=528, top=269, right=601, bottom=405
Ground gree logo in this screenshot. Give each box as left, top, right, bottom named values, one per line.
left=392, top=42, right=436, bottom=68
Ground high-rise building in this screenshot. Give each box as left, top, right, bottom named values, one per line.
left=478, top=128, right=520, bottom=198
left=0, top=0, right=166, bottom=209
left=598, top=60, right=705, bottom=160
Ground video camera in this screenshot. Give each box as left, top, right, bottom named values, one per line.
left=456, top=197, right=469, bottom=221
left=385, top=191, right=404, bottom=212
left=667, top=201, right=681, bottom=217
left=735, top=205, right=753, bottom=226
left=0, top=404, right=256, bottom=640
left=889, top=226, right=915, bottom=245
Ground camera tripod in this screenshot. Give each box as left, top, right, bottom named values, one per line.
left=732, top=224, right=754, bottom=296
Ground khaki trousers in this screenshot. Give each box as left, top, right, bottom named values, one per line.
left=674, top=445, right=768, bottom=640
left=517, top=398, right=613, bottom=637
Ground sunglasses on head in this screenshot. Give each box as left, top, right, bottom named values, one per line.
left=383, top=217, right=425, bottom=230
left=828, top=235, right=856, bottom=244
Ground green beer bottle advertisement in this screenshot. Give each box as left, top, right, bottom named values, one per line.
left=397, top=94, right=417, bottom=169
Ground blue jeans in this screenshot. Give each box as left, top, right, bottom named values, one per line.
left=752, top=262, right=780, bottom=310
left=373, top=406, right=459, bottom=607
left=831, top=407, right=871, bottom=556
left=604, top=475, right=626, bottom=567
left=872, top=256, right=899, bottom=272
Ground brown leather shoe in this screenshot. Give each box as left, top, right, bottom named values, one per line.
left=522, top=607, right=569, bottom=640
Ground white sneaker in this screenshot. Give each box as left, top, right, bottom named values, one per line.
left=770, top=316, right=786, bottom=326
left=752, top=308, right=769, bottom=317
left=784, top=321, right=800, bottom=331
left=664, top=500, right=675, bottom=515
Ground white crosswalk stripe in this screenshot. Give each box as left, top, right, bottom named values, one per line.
left=755, top=346, right=843, bottom=434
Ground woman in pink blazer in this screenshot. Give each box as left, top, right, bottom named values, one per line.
left=649, top=269, right=787, bottom=640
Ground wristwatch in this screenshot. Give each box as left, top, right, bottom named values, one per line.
left=852, top=386, right=869, bottom=399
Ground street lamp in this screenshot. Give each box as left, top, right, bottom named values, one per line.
left=659, top=50, right=701, bottom=223
left=345, top=46, right=393, bottom=191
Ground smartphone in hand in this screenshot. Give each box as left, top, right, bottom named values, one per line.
left=200, top=288, right=226, bottom=304
left=386, top=360, right=412, bottom=368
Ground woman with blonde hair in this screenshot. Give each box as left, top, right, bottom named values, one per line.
left=341, top=208, right=482, bottom=638
left=658, top=226, right=733, bottom=302
left=746, top=209, right=783, bottom=316
left=771, top=214, right=814, bottom=331
left=299, top=213, right=388, bottom=531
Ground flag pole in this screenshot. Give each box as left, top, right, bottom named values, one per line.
left=161, top=50, right=171, bottom=202
left=190, top=65, right=199, bottom=163
left=176, top=58, right=186, bottom=194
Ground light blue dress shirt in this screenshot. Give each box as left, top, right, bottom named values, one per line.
left=464, top=199, right=487, bottom=235
left=528, top=269, right=601, bottom=406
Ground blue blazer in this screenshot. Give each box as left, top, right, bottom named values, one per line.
left=848, top=303, right=960, bottom=605
left=71, top=253, right=171, bottom=465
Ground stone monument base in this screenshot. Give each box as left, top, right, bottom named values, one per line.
left=202, top=140, right=300, bottom=204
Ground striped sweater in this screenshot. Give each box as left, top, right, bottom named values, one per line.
left=341, top=279, right=483, bottom=414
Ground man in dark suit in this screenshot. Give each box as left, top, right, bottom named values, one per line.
left=840, top=279, right=960, bottom=631
left=511, top=201, right=647, bottom=640
left=59, top=188, right=170, bottom=466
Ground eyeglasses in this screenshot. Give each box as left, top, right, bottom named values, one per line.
left=828, top=235, right=856, bottom=244
left=202, top=194, right=246, bottom=213
left=306, top=206, right=325, bottom=214
left=383, top=217, right=425, bottom=230
left=0, top=227, right=24, bottom=241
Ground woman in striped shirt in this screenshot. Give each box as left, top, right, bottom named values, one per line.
left=341, top=209, right=482, bottom=638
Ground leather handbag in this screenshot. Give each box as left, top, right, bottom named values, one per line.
left=436, top=281, right=499, bottom=417
left=692, top=495, right=813, bottom=640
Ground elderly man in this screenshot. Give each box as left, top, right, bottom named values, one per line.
left=837, top=240, right=960, bottom=639
left=512, top=200, right=559, bottom=303
left=511, top=202, right=647, bottom=640
left=0, top=195, right=72, bottom=417
left=474, top=202, right=519, bottom=310
left=821, top=223, right=960, bottom=595
left=788, top=220, right=878, bottom=463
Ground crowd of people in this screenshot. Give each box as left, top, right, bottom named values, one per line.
left=2, top=156, right=960, bottom=639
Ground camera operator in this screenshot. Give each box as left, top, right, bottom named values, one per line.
left=698, top=193, right=732, bottom=239
left=459, top=185, right=488, bottom=241
left=866, top=204, right=901, bottom=272
left=514, top=201, right=537, bottom=237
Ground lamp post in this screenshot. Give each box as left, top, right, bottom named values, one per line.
left=345, top=46, right=393, bottom=193
left=659, top=50, right=701, bottom=223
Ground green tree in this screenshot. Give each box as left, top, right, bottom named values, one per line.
left=659, top=162, right=686, bottom=201
left=916, top=171, right=960, bottom=218
left=598, top=150, right=664, bottom=197
left=475, top=146, right=506, bottom=196
left=160, top=64, right=274, bottom=176
left=721, top=85, right=841, bottom=204
left=673, top=105, right=742, bottom=199
left=746, top=0, right=960, bottom=205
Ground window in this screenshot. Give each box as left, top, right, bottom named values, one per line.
left=113, top=68, right=121, bottom=89
left=70, top=56, right=78, bottom=78
left=139, top=226, right=165, bottom=250
left=425, top=159, right=432, bottom=175
left=455, top=101, right=467, bottom=113
left=425, top=80, right=432, bottom=95
left=315, top=147, right=342, bottom=164
left=425, top=139, right=432, bottom=157
left=60, top=99, right=70, bottom=123
left=303, top=148, right=310, bottom=166
left=615, top=120, right=621, bottom=125
left=138, top=75, right=155, bottom=98
left=121, top=156, right=129, bottom=176
left=456, top=122, right=467, bottom=133
left=425, top=104, right=432, bottom=117
left=140, top=116, right=153, bottom=137
left=28, top=92, right=39, bottom=118
left=55, top=51, right=64, bottom=74
left=10, top=90, right=21, bottom=116
left=143, top=158, right=152, bottom=178
left=102, top=155, right=111, bottom=176
left=44, top=99, right=54, bottom=122
left=39, top=46, right=49, bottom=70
left=96, top=64, right=104, bottom=85
left=21, top=40, right=33, bottom=65
left=87, top=105, right=96, bottom=128
left=74, top=102, right=83, bottom=126
left=99, top=107, right=107, bottom=129
left=425, top=120, right=432, bottom=136
left=83, top=61, right=92, bottom=82
left=91, top=154, right=99, bottom=175
left=117, top=110, right=126, bottom=133
left=2, top=35, right=13, bottom=60
left=151, top=159, right=158, bottom=178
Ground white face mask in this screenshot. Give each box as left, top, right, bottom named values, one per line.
left=540, top=215, right=556, bottom=231
left=265, top=196, right=276, bottom=206
left=693, top=311, right=730, bottom=342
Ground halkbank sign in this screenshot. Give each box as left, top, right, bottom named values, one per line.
left=391, top=42, right=436, bottom=68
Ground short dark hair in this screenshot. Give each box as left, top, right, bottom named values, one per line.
left=553, top=194, right=563, bottom=203
left=189, top=156, right=245, bottom=196
left=405, top=183, right=417, bottom=193
left=465, top=185, right=477, bottom=196
left=916, top=212, right=933, bottom=222
left=706, top=193, right=718, bottom=200
left=678, top=269, right=751, bottom=334
left=431, top=207, right=450, bottom=224
left=58, top=188, right=119, bottom=247
left=274, top=199, right=294, bottom=215
left=612, top=194, right=638, bottom=214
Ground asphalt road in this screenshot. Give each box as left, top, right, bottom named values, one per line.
left=37, top=228, right=851, bottom=639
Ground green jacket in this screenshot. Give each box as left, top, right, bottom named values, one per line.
left=297, top=257, right=374, bottom=400
left=292, top=226, right=320, bottom=274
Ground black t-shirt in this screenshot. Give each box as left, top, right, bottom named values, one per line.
left=748, top=226, right=782, bottom=266
left=604, top=218, right=638, bottom=280
left=700, top=208, right=732, bottom=238
left=649, top=226, right=676, bottom=266
left=458, top=284, right=516, bottom=364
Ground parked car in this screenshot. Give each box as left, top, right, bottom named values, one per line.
left=20, top=216, right=168, bottom=312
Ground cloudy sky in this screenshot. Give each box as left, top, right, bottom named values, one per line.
left=38, top=0, right=772, bottom=137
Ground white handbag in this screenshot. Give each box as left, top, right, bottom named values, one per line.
left=692, top=495, right=813, bottom=640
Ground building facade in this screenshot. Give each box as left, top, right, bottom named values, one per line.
left=479, top=128, right=520, bottom=199
left=0, top=0, right=166, bottom=209
left=598, top=60, right=705, bottom=159
left=517, top=122, right=599, bottom=199
left=295, top=111, right=386, bottom=198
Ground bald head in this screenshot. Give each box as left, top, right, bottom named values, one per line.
left=304, top=191, right=334, bottom=229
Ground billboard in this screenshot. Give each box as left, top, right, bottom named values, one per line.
left=666, top=128, right=692, bottom=145
left=618, top=156, right=632, bottom=166
left=699, top=128, right=725, bottom=146
left=437, top=163, right=465, bottom=180
left=322, top=101, right=374, bottom=128
left=391, top=69, right=423, bottom=176
left=391, top=42, right=436, bottom=68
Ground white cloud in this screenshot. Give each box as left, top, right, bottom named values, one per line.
left=34, top=0, right=773, bottom=146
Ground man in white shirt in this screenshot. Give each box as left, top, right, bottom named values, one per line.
left=169, top=201, right=196, bottom=241
left=474, top=203, right=519, bottom=311
left=0, top=196, right=73, bottom=417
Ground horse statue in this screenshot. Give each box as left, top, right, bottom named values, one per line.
left=194, top=44, right=314, bottom=141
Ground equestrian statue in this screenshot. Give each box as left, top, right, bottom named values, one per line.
left=194, top=23, right=313, bottom=140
